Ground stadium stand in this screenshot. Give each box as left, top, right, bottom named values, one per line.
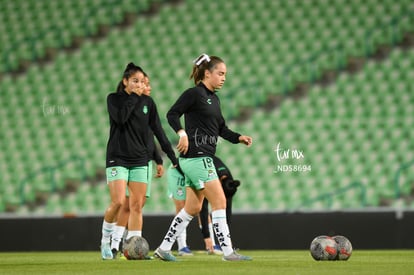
left=0, top=0, right=413, bottom=215
left=0, top=0, right=158, bottom=73
left=224, top=47, right=414, bottom=211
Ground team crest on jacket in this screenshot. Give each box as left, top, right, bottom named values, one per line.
left=143, top=105, right=148, bottom=114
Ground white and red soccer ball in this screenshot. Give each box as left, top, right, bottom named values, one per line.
left=123, top=236, right=150, bottom=260
left=310, top=235, right=352, bottom=261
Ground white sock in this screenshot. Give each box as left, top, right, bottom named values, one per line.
left=126, top=230, right=142, bottom=240
left=101, top=220, right=116, bottom=245
left=177, top=230, right=188, bottom=250
left=111, top=225, right=126, bottom=251
left=211, top=209, right=233, bottom=256
left=208, top=222, right=216, bottom=246
left=159, top=209, right=193, bottom=251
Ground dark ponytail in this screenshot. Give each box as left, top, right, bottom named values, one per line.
left=190, top=54, right=224, bottom=85
left=116, top=62, right=144, bottom=92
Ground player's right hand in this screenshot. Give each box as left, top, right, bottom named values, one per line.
left=176, top=130, right=189, bottom=154
left=176, top=135, right=189, bottom=154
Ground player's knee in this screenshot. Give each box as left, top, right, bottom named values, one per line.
left=129, top=198, right=144, bottom=213
left=112, top=196, right=126, bottom=209
left=184, top=204, right=202, bottom=216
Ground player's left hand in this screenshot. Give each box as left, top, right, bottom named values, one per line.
left=239, top=135, right=252, bottom=147
left=174, top=163, right=185, bottom=176
left=155, top=164, right=164, bottom=178
left=204, top=238, right=214, bottom=254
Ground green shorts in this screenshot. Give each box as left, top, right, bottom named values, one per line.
left=179, top=157, right=218, bottom=190
left=167, top=165, right=186, bottom=201
left=106, top=162, right=152, bottom=197
left=146, top=161, right=153, bottom=197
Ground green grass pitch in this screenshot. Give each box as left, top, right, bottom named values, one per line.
left=1, top=250, right=414, bottom=275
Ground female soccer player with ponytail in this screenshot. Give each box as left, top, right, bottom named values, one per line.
left=154, top=54, right=253, bottom=262
left=100, top=63, right=179, bottom=260
left=109, top=73, right=165, bottom=259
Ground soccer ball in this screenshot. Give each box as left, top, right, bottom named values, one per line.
left=333, top=235, right=352, bottom=260
left=310, top=235, right=338, bottom=261
left=123, top=236, right=150, bottom=260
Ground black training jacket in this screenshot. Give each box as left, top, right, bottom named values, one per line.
left=167, top=83, right=240, bottom=158
left=148, top=129, right=163, bottom=165
left=106, top=90, right=177, bottom=168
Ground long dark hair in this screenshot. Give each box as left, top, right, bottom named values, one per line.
left=116, top=62, right=144, bottom=92
left=190, top=54, right=224, bottom=85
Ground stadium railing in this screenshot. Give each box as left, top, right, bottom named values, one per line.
left=300, top=181, right=367, bottom=209
left=19, top=155, right=87, bottom=204
left=394, top=159, right=414, bottom=199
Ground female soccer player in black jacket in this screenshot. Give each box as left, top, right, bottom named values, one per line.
left=154, top=54, right=252, bottom=262
left=100, top=62, right=178, bottom=260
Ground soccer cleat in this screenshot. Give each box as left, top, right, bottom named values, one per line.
left=213, top=244, right=223, bottom=255
left=222, top=251, right=252, bottom=261
left=117, top=250, right=127, bottom=260
left=178, top=246, right=194, bottom=256
left=111, top=249, right=127, bottom=260
left=101, top=243, right=113, bottom=260
left=154, top=247, right=177, bottom=262
left=111, top=249, right=117, bottom=259
left=143, top=255, right=154, bottom=260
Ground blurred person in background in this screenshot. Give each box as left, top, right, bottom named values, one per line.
left=166, top=165, right=194, bottom=256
